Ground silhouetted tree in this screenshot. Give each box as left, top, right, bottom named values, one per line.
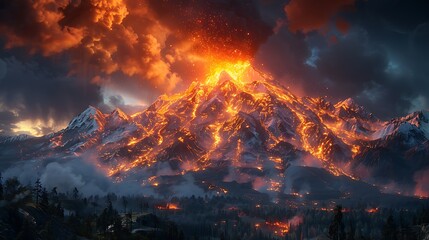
left=72, top=187, right=80, bottom=200
left=329, top=205, right=345, bottom=240
left=50, top=187, right=59, bottom=203
left=122, top=196, right=128, bottom=213
left=39, top=220, right=54, bottom=240
left=0, top=172, right=3, bottom=200
left=33, top=178, right=42, bottom=205
left=4, top=177, right=22, bottom=200
left=16, top=219, right=37, bottom=240
left=40, top=188, right=49, bottom=211
left=347, top=220, right=356, bottom=240
left=56, top=201, right=64, bottom=218
left=382, top=215, right=397, bottom=240
left=97, top=195, right=122, bottom=235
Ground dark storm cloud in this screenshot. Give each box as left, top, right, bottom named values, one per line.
left=0, top=51, right=101, bottom=135
left=314, top=30, right=419, bottom=118
left=313, top=0, right=429, bottom=118
left=254, top=27, right=317, bottom=95
left=255, top=0, right=429, bottom=119
left=348, top=0, right=429, bottom=116
left=0, top=110, right=18, bottom=136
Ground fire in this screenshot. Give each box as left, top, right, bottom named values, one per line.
left=127, top=137, right=140, bottom=146
left=265, top=221, right=290, bottom=236
left=204, top=61, right=255, bottom=87
left=157, top=203, right=181, bottom=210
left=366, top=207, right=379, bottom=213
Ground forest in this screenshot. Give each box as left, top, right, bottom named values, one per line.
left=0, top=174, right=428, bottom=240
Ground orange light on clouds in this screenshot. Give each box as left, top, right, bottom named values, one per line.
left=12, top=119, right=63, bottom=137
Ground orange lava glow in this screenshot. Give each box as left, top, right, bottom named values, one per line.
left=366, top=207, right=379, bottom=213
left=205, top=61, right=252, bottom=87
left=157, top=203, right=181, bottom=210
left=102, top=59, right=373, bottom=182
left=265, top=221, right=290, bottom=236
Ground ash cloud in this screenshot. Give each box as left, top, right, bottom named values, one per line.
left=284, top=0, right=355, bottom=33
left=0, top=0, right=274, bottom=135
left=0, top=0, right=273, bottom=90
left=147, top=0, right=272, bottom=61
left=255, top=0, right=429, bottom=119
left=0, top=0, right=428, bottom=135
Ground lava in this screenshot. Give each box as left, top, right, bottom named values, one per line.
left=104, top=60, right=365, bottom=182
left=156, top=203, right=181, bottom=210
left=265, top=221, right=290, bottom=236
left=205, top=61, right=253, bottom=87
left=43, top=57, right=412, bottom=200
left=366, top=207, right=379, bottom=214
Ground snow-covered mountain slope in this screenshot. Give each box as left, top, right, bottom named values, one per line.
left=1, top=67, right=428, bottom=198
left=373, top=111, right=429, bottom=141
left=352, top=111, right=429, bottom=186
left=65, top=105, right=106, bottom=134
left=0, top=134, right=32, bottom=144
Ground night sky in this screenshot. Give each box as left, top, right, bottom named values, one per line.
left=0, top=0, right=428, bottom=136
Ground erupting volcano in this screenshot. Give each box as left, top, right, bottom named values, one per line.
left=2, top=61, right=429, bottom=201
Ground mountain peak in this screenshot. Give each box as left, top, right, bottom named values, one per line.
left=111, top=108, right=129, bottom=120
left=106, top=108, right=131, bottom=128
left=334, top=98, right=375, bottom=121
left=66, top=106, right=106, bottom=134
left=335, top=98, right=362, bottom=111
left=83, top=105, right=100, bottom=114
left=337, top=98, right=356, bottom=107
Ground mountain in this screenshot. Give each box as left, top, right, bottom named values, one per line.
left=352, top=110, right=429, bottom=188
left=0, top=134, right=32, bottom=144
left=0, top=64, right=428, bottom=200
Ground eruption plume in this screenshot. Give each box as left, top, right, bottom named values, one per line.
left=0, top=0, right=272, bottom=91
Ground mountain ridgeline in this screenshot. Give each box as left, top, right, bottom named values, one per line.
left=1, top=69, right=429, bottom=200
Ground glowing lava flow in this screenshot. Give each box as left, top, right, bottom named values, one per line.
left=205, top=61, right=252, bottom=87
left=265, top=221, right=290, bottom=236
left=156, top=203, right=181, bottom=210
left=104, top=60, right=365, bottom=184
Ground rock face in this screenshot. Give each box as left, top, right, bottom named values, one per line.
left=1, top=68, right=428, bottom=198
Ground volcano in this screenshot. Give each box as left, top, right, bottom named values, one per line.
left=1, top=62, right=428, bottom=200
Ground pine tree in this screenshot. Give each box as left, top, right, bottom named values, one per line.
left=382, top=215, right=397, bottom=240
left=97, top=195, right=121, bottom=234
left=56, top=202, right=64, bottom=218
left=329, top=205, right=346, bottom=240
left=50, top=187, right=59, bottom=204
left=4, top=177, right=21, bottom=200
left=0, top=172, right=3, bottom=200
left=40, top=188, right=49, bottom=210
left=33, top=178, right=42, bottom=205
left=72, top=187, right=80, bottom=200
left=122, top=196, right=128, bottom=213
